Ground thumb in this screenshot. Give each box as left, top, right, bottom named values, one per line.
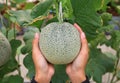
left=74, top=23, right=89, bottom=54
left=80, top=32, right=89, bottom=54
left=32, top=33, right=40, bottom=54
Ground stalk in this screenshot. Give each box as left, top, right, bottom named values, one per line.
left=55, top=0, right=63, bottom=23
left=5, top=0, right=9, bottom=38
left=58, top=2, right=63, bottom=23
left=0, top=15, right=4, bottom=27
left=13, top=23, right=16, bottom=39
left=110, top=49, right=120, bottom=83
left=17, top=55, right=21, bottom=76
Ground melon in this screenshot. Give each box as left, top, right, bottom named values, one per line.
left=0, top=32, right=11, bottom=66
left=39, top=22, right=81, bottom=64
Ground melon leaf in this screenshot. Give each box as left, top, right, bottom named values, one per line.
left=23, top=52, right=35, bottom=78
left=0, top=39, right=21, bottom=78
left=31, top=0, right=53, bottom=19
left=117, top=69, right=120, bottom=79
left=51, top=65, right=69, bottom=83
left=104, top=31, right=120, bottom=51
left=9, top=10, right=33, bottom=26
left=21, top=27, right=39, bottom=78
left=93, top=0, right=111, bottom=11
left=86, top=48, right=116, bottom=83
left=21, top=27, right=39, bottom=54
left=70, top=0, right=102, bottom=41
left=11, top=0, right=26, bottom=4
left=1, top=75, right=23, bottom=83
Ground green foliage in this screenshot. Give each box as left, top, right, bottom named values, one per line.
left=0, top=39, right=22, bottom=83
left=97, top=0, right=111, bottom=11
left=31, top=0, right=53, bottom=18
left=11, top=0, right=26, bottom=3
left=52, top=65, right=69, bottom=83
left=101, top=12, right=112, bottom=25
left=0, top=0, right=120, bottom=83
left=1, top=75, right=23, bottom=83
left=86, top=48, right=116, bottom=83
left=9, top=10, right=33, bottom=26
left=71, top=0, right=102, bottom=41
left=21, top=27, right=39, bottom=78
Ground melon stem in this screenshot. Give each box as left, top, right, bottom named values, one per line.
left=58, top=2, right=63, bottom=23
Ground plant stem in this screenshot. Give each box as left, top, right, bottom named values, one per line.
left=54, top=0, right=59, bottom=21
left=13, top=23, right=16, bottom=39
left=6, top=0, right=8, bottom=10
left=5, top=0, right=9, bottom=38
left=58, top=1, right=63, bottom=23
left=55, top=0, right=63, bottom=23
left=17, top=55, right=21, bottom=76
left=110, top=49, right=120, bottom=83
left=0, top=14, right=4, bottom=27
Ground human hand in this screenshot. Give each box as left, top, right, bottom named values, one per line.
left=66, top=23, right=89, bottom=83
left=32, top=33, right=54, bottom=83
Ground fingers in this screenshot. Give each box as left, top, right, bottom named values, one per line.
left=80, top=32, right=89, bottom=56
left=74, top=23, right=89, bottom=54
left=32, top=33, right=40, bottom=55
left=74, top=23, right=83, bottom=34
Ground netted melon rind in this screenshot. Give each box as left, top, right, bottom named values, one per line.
left=0, top=32, right=11, bottom=66
left=40, top=22, right=81, bottom=64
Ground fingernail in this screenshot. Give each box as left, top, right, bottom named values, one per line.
left=74, top=23, right=77, bottom=26
left=74, top=23, right=78, bottom=27
left=81, top=32, right=86, bottom=39
left=34, top=33, right=39, bottom=39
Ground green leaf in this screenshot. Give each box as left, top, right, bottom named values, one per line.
left=70, top=0, right=102, bottom=41
left=90, top=48, right=116, bottom=72
left=101, top=12, right=112, bottom=25
left=24, top=2, right=35, bottom=9
left=1, top=75, right=23, bottom=83
left=8, top=28, right=18, bottom=41
left=114, top=31, right=120, bottom=50
left=116, top=6, right=120, bottom=14
left=0, top=39, right=21, bottom=78
left=100, top=0, right=111, bottom=11
left=93, top=0, right=111, bottom=11
left=21, top=27, right=39, bottom=78
left=23, top=27, right=40, bottom=41
left=93, top=0, right=104, bottom=11
left=11, top=0, right=26, bottom=3
left=86, top=59, right=106, bottom=83
left=0, top=27, right=7, bottom=36
left=31, top=0, right=53, bottom=18
left=61, top=0, right=73, bottom=19
left=9, top=10, right=33, bottom=26
left=23, top=52, right=35, bottom=78
left=105, top=31, right=120, bottom=51
left=0, top=27, right=18, bottom=41
left=96, top=53, right=116, bottom=72
left=46, top=16, right=58, bottom=24
left=117, top=69, right=120, bottom=79
left=21, top=40, right=32, bottom=54
left=90, top=33, right=106, bottom=47
left=21, top=27, right=39, bottom=54
left=86, top=48, right=116, bottom=82
left=0, top=3, right=5, bottom=11
left=52, top=65, right=69, bottom=83
left=30, top=20, right=44, bottom=28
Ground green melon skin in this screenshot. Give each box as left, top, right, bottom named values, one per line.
left=39, top=22, right=81, bottom=64
left=0, top=32, right=11, bottom=66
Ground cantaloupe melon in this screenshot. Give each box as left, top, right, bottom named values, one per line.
left=39, top=22, right=81, bottom=64
left=0, top=32, right=11, bottom=66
